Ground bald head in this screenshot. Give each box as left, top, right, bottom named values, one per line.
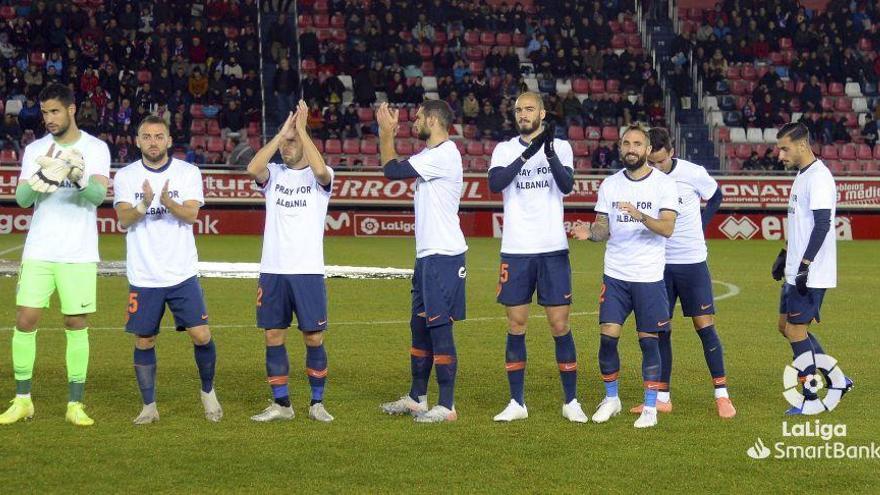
left=514, top=92, right=546, bottom=138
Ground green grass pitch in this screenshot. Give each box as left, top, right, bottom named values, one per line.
left=0, top=234, right=877, bottom=493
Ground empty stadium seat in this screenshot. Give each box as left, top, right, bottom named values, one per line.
left=324, top=139, right=342, bottom=154
left=466, top=141, right=483, bottom=156
left=5, top=99, right=23, bottom=115
left=342, top=139, right=360, bottom=155
left=472, top=157, right=489, bottom=171
left=730, top=128, right=747, bottom=143
left=396, top=140, right=414, bottom=155
left=572, top=141, right=590, bottom=156
left=568, top=126, right=585, bottom=140
left=857, top=144, right=873, bottom=160
left=834, top=98, right=852, bottom=112
left=190, top=119, right=206, bottom=134
left=572, top=78, right=589, bottom=94
left=601, top=127, right=619, bottom=141
left=763, top=128, right=778, bottom=144
left=840, top=144, right=857, bottom=160
left=821, top=145, right=839, bottom=159
left=585, top=127, right=602, bottom=140
left=0, top=149, right=17, bottom=163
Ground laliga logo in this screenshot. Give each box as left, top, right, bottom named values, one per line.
left=360, top=217, right=380, bottom=235
left=719, top=216, right=759, bottom=240
left=783, top=352, right=847, bottom=415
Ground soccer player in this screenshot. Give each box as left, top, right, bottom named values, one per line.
left=113, top=115, right=221, bottom=424
left=625, top=127, right=736, bottom=418
left=772, top=122, right=851, bottom=415
left=247, top=100, right=335, bottom=423
left=487, top=92, right=587, bottom=423
left=0, top=83, right=109, bottom=426
left=376, top=100, right=468, bottom=423
left=571, top=125, right=678, bottom=428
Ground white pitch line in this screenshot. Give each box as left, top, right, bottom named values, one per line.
left=0, top=282, right=742, bottom=332
left=0, top=244, right=24, bottom=256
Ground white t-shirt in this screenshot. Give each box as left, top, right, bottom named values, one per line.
left=407, top=141, right=468, bottom=258
left=259, top=163, right=334, bottom=275
left=664, top=159, right=718, bottom=264
left=785, top=160, right=837, bottom=288
left=19, top=131, right=111, bottom=263
left=489, top=137, right=574, bottom=254
left=113, top=158, right=204, bottom=287
left=595, top=167, right=679, bottom=282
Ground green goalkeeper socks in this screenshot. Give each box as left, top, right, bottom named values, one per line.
left=12, top=328, right=36, bottom=395
left=65, top=329, right=90, bottom=402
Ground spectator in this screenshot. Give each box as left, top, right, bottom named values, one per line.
left=799, top=76, right=823, bottom=112
left=220, top=100, right=245, bottom=139
left=0, top=113, right=23, bottom=154
left=743, top=151, right=761, bottom=170
left=186, top=145, right=206, bottom=165
left=269, top=14, right=294, bottom=62
left=188, top=68, right=208, bottom=100
left=462, top=92, right=480, bottom=124
left=862, top=114, right=878, bottom=147
left=226, top=134, right=255, bottom=169
left=476, top=101, right=503, bottom=139
left=18, top=97, right=41, bottom=131
left=592, top=144, right=614, bottom=169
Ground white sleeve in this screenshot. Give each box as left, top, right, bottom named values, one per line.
left=318, top=167, right=334, bottom=196
left=258, top=163, right=280, bottom=194
left=659, top=178, right=680, bottom=213
left=489, top=142, right=512, bottom=170
left=556, top=140, right=575, bottom=169
left=186, top=167, right=205, bottom=205
left=809, top=173, right=836, bottom=211
left=408, top=147, right=450, bottom=181
left=87, top=141, right=112, bottom=179
left=693, top=166, right=718, bottom=200
left=595, top=181, right=610, bottom=214
left=112, top=170, right=134, bottom=206
left=19, top=145, right=36, bottom=180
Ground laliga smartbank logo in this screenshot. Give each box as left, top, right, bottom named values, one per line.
left=747, top=353, right=879, bottom=460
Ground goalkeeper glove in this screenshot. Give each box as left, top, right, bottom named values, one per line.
left=795, top=262, right=809, bottom=296
left=520, top=129, right=546, bottom=160
left=771, top=248, right=786, bottom=281
left=29, top=155, right=71, bottom=193
left=59, top=148, right=87, bottom=189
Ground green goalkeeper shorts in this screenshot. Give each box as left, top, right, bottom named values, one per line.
left=16, top=260, right=97, bottom=315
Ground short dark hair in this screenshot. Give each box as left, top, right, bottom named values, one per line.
left=420, top=100, right=453, bottom=128
left=777, top=122, right=811, bottom=143
left=649, top=127, right=673, bottom=151
left=621, top=123, right=650, bottom=142
left=137, top=115, right=170, bottom=134
left=38, top=83, right=74, bottom=107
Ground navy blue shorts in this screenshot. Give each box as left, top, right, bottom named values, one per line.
left=598, top=275, right=671, bottom=333
left=496, top=250, right=572, bottom=307
left=412, top=253, right=467, bottom=327
left=665, top=262, right=715, bottom=317
left=256, top=273, right=328, bottom=332
left=125, top=276, right=209, bottom=336
left=779, top=283, right=826, bottom=325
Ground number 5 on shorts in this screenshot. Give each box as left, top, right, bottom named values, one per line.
left=128, top=292, right=139, bottom=314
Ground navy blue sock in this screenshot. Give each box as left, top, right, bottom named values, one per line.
left=409, top=314, right=433, bottom=401
left=306, top=344, right=328, bottom=404
left=133, top=347, right=157, bottom=405
left=505, top=332, right=526, bottom=405
left=598, top=334, right=620, bottom=398
left=430, top=322, right=457, bottom=409
left=554, top=331, right=577, bottom=403
left=639, top=336, right=661, bottom=408
left=658, top=329, right=672, bottom=394
left=790, top=338, right=816, bottom=401
left=193, top=339, right=216, bottom=393
left=807, top=333, right=825, bottom=355
left=697, top=325, right=727, bottom=389
left=266, top=344, right=290, bottom=407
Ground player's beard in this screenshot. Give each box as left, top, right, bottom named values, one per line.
left=143, top=147, right=168, bottom=164
left=416, top=126, right=431, bottom=141
left=622, top=151, right=647, bottom=172
left=517, top=118, right=540, bottom=136
left=47, top=116, right=71, bottom=137
left=282, top=147, right=304, bottom=167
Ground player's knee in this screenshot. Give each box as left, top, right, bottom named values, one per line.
left=637, top=331, right=659, bottom=339
left=188, top=326, right=212, bottom=346
left=135, top=336, right=156, bottom=349
left=692, top=315, right=714, bottom=331
left=600, top=324, right=622, bottom=338
left=777, top=316, right=787, bottom=336
left=264, top=329, right=287, bottom=346
left=302, top=331, right=324, bottom=347
left=548, top=320, right=569, bottom=336
left=15, top=309, right=40, bottom=331
left=63, top=315, right=88, bottom=330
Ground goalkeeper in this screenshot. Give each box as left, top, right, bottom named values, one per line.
left=0, top=83, right=110, bottom=426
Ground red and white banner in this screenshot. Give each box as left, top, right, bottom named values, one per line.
left=2, top=168, right=880, bottom=210
left=2, top=208, right=879, bottom=239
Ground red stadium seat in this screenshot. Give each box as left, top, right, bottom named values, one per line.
left=590, top=79, right=606, bottom=93
left=834, top=98, right=852, bottom=112
left=779, top=38, right=793, bottom=50
left=585, top=127, right=602, bottom=140
left=312, top=139, right=324, bottom=153
left=601, top=127, right=619, bottom=141
left=731, top=80, right=749, bottom=95
left=828, top=82, right=845, bottom=96
left=469, top=61, right=485, bottom=74
left=301, top=59, right=317, bottom=72
left=206, top=137, right=225, bottom=153
left=248, top=137, right=262, bottom=151
left=466, top=141, right=483, bottom=156
left=717, top=127, right=731, bottom=142
left=363, top=156, right=381, bottom=169
left=419, top=44, right=433, bottom=60
left=857, top=144, right=873, bottom=160
left=472, top=157, right=489, bottom=171
left=611, top=34, right=626, bottom=49
left=865, top=161, right=880, bottom=172
left=826, top=160, right=844, bottom=174
left=844, top=161, right=863, bottom=173
left=726, top=66, right=741, bottom=80
left=568, top=126, right=585, bottom=140
left=874, top=145, right=880, bottom=160
left=821, top=97, right=835, bottom=112
left=190, top=119, right=206, bottom=135
left=466, top=47, right=484, bottom=61
left=29, top=52, right=45, bottom=66
left=572, top=141, right=590, bottom=156
left=623, top=20, right=637, bottom=33
left=483, top=141, right=498, bottom=155
left=189, top=105, right=204, bottom=119
left=858, top=38, right=872, bottom=52
left=396, top=140, right=414, bottom=155
left=512, top=32, right=527, bottom=46
left=606, top=80, right=621, bottom=93
left=0, top=6, right=15, bottom=20
left=313, top=14, right=329, bottom=28
left=397, top=122, right=412, bottom=138
left=840, top=144, right=857, bottom=160
left=480, top=32, right=495, bottom=45
left=342, top=139, right=360, bottom=155
left=324, top=139, right=342, bottom=154
left=357, top=107, right=374, bottom=122
left=313, top=0, right=328, bottom=12
left=572, top=78, right=589, bottom=94
left=0, top=149, right=17, bottom=163
left=454, top=140, right=466, bottom=155
left=434, top=31, right=447, bottom=45
left=821, top=145, right=839, bottom=159
left=626, top=34, right=640, bottom=48
left=496, top=33, right=512, bottom=46
left=464, top=30, right=480, bottom=45
left=687, top=7, right=702, bottom=20
left=396, top=108, right=409, bottom=121
left=206, top=120, right=221, bottom=136
left=575, top=158, right=592, bottom=170
left=330, top=15, right=344, bottom=28
left=735, top=144, right=752, bottom=159
left=361, top=140, right=378, bottom=154
left=137, top=70, right=152, bottom=84
left=741, top=66, right=757, bottom=81
left=608, top=21, right=621, bottom=32
left=189, top=136, right=207, bottom=150
left=463, top=125, right=478, bottom=139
